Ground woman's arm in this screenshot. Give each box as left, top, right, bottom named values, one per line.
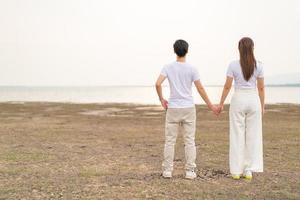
left=257, top=78, right=265, bottom=115
left=194, top=80, right=218, bottom=114
left=155, top=75, right=168, bottom=110
left=219, top=77, right=233, bottom=111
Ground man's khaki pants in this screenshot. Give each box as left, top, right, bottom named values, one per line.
left=162, top=107, right=196, bottom=172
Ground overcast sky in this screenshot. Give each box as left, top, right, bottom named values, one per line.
left=0, top=0, right=299, bottom=86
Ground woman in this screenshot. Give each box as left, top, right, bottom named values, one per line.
left=219, top=37, right=265, bottom=180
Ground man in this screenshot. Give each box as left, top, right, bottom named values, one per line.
left=155, top=39, right=218, bottom=179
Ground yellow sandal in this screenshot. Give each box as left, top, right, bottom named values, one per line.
left=232, top=174, right=241, bottom=180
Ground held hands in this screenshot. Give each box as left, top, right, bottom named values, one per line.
left=217, top=104, right=224, bottom=115
left=210, top=105, right=219, bottom=115
left=209, top=104, right=224, bottom=116
left=160, top=99, right=226, bottom=115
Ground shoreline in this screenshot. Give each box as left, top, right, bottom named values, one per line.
left=1, top=101, right=300, bottom=106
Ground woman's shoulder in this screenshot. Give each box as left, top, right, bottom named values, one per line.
left=256, top=60, right=263, bottom=70
left=228, top=60, right=240, bottom=68
left=256, top=60, right=263, bottom=66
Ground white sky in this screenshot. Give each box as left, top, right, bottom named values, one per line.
left=0, top=0, right=300, bottom=86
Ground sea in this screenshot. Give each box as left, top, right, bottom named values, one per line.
left=0, top=86, right=299, bottom=105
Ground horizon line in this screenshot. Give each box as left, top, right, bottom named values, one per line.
left=0, top=84, right=300, bottom=87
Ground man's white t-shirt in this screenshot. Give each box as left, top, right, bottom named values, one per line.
left=227, top=60, right=264, bottom=89
left=160, top=61, right=200, bottom=108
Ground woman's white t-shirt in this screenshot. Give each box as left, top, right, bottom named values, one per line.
left=227, top=60, right=264, bottom=89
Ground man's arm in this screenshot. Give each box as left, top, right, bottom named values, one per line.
left=219, top=76, right=233, bottom=112
left=257, top=78, right=265, bottom=115
left=194, top=80, right=218, bottom=114
left=155, top=75, right=168, bottom=110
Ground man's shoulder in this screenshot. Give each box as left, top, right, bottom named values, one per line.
left=162, top=61, right=175, bottom=69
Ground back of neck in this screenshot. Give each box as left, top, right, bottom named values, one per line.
left=176, top=57, right=186, bottom=63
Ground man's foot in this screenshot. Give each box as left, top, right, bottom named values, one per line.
left=185, top=170, right=197, bottom=179
left=162, top=171, right=172, bottom=178
left=243, top=170, right=252, bottom=180
left=232, top=174, right=241, bottom=180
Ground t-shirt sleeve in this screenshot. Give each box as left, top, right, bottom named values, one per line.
left=192, top=67, right=200, bottom=82
left=226, top=63, right=234, bottom=77
left=160, top=66, right=167, bottom=77
left=257, top=63, right=264, bottom=78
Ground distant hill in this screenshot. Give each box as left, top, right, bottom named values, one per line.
left=265, top=73, right=300, bottom=86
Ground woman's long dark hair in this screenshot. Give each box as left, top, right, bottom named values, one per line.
left=238, top=37, right=257, bottom=81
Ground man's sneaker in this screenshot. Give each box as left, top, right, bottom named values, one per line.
left=232, top=174, right=241, bottom=180
left=185, top=170, right=197, bottom=179
left=162, top=171, right=172, bottom=178
left=243, top=170, right=252, bottom=180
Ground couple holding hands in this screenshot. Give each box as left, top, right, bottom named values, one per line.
left=155, top=38, right=264, bottom=180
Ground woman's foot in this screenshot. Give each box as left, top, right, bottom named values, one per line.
left=231, top=174, right=241, bottom=180
left=243, top=170, right=253, bottom=180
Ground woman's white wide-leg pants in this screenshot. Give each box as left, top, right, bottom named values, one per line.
left=229, top=89, right=263, bottom=174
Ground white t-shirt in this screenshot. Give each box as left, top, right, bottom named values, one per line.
left=160, top=61, right=200, bottom=108
left=227, top=60, right=264, bottom=89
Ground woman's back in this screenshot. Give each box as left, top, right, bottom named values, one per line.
left=227, top=60, right=264, bottom=89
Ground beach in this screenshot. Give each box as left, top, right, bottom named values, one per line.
left=0, top=102, right=299, bottom=199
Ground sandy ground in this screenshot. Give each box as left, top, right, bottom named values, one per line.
left=0, top=102, right=299, bottom=199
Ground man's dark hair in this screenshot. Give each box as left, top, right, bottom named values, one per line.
left=173, top=39, right=189, bottom=57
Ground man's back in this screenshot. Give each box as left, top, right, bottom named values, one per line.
left=161, top=61, right=200, bottom=108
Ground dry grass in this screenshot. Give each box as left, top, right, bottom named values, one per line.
left=0, top=102, right=299, bottom=199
